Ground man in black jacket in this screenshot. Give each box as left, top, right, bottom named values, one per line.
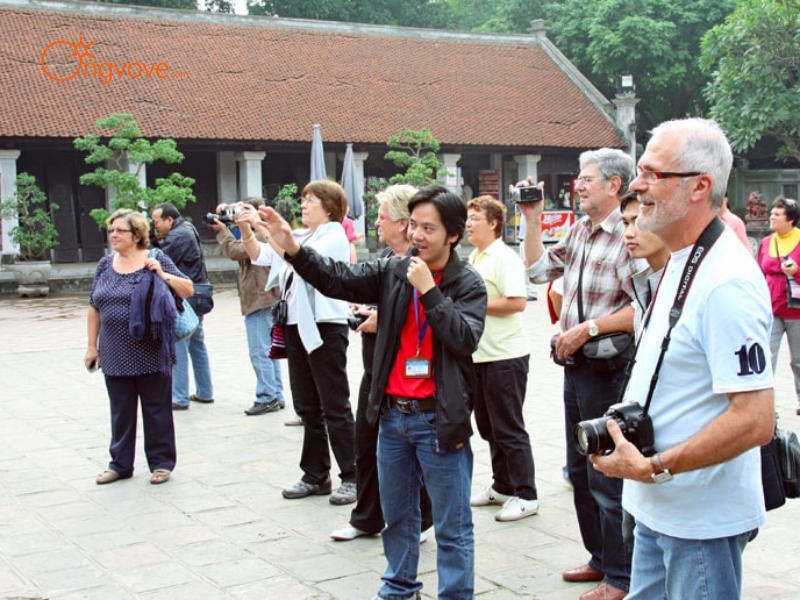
left=152, top=203, right=214, bottom=410
left=254, top=185, right=486, bottom=600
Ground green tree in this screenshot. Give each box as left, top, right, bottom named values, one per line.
left=384, top=128, right=444, bottom=187
left=248, top=0, right=449, bottom=28
left=74, top=113, right=196, bottom=228
left=700, top=0, right=800, bottom=163
left=544, top=0, right=735, bottom=135
left=91, top=0, right=197, bottom=8
left=0, top=174, right=60, bottom=262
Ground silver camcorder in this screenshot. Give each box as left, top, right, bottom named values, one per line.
left=509, top=185, right=543, bottom=203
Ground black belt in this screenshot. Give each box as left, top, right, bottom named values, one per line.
left=388, top=395, right=436, bottom=414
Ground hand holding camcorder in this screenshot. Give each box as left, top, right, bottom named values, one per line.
left=203, top=203, right=245, bottom=226
left=509, top=184, right=543, bottom=203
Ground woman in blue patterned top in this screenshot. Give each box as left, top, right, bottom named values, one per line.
left=86, top=209, right=193, bottom=485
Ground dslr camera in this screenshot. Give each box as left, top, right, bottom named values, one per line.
left=509, top=184, right=543, bottom=203
left=573, top=401, right=656, bottom=457
left=347, top=312, right=368, bottom=331
left=203, top=203, right=244, bottom=226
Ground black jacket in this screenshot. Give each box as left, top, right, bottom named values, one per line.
left=156, top=218, right=207, bottom=284
left=290, top=246, right=487, bottom=450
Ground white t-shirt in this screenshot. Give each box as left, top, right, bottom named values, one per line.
left=622, top=232, right=773, bottom=540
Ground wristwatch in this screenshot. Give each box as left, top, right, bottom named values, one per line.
left=650, top=453, right=673, bottom=484
left=587, top=319, right=599, bottom=337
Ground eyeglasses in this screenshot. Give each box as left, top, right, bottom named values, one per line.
left=107, top=228, right=133, bottom=235
left=466, top=215, right=487, bottom=224
left=301, top=197, right=322, bottom=206
left=636, top=167, right=704, bottom=183
left=575, top=176, right=603, bottom=185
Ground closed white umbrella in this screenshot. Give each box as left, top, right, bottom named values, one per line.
left=341, top=143, right=364, bottom=219
left=310, top=124, right=326, bottom=181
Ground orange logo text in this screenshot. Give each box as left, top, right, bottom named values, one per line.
left=41, top=33, right=188, bottom=85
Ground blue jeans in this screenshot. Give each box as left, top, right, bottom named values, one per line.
left=172, top=318, right=213, bottom=406
left=244, top=308, right=284, bottom=404
left=627, top=521, right=752, bottom=599
left=376, top=406, right=474, bottom=600
left=564, top=360, right=631, bottom=591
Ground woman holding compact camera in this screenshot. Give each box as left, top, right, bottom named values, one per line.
left=86, top=209, right=193, bottom=485
left=238, top=180, right=357, bottom=505
left=758, top=196, right=800, bottom=415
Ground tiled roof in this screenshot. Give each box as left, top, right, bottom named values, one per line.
left=0, top=1, right=623, bottom=149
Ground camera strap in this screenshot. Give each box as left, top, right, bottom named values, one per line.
left=629, top=216, right=726, bottom=416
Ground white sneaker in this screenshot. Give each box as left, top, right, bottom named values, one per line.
left=330, top=526, right=374, bottom=541
left=494, top=496, right=539, bottom=522
left=470, top=485, right=511, bottom=507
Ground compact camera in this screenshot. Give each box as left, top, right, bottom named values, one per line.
left=347, top=312, right=368, bottom=331
left=573, top=401, right=656, bottom=457
left=509, top=184, right=543, bottom=203
left=783, top=257, right=796, bottom=269
left=203, top=204, right=244, bottom=225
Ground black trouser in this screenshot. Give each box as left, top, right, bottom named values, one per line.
left=349, top=332, right=432, bottom=534
left=104, top=371, right=176, bottom=476
left=285, top=323, right=356, bottom=485
left=473, top=355, right=537, bottom=500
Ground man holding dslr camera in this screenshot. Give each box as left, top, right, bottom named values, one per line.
left=592, top=118, right=774, bottom=599
left=207, top=199, right=285, bottom=415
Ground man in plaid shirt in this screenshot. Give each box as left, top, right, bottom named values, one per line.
left=519, top=148, right=643, bottom=600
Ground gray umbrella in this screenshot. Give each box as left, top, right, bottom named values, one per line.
left=310, top=124, right=326, bottom=181
left=341, top=143, right=364, bottom=219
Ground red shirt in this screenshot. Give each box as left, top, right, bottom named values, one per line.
left=385, top=275, right=442, bottom=399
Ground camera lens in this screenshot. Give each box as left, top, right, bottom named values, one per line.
left=574, top=418, right=617, bottom=456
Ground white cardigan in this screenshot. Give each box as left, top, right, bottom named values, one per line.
left=253, top=221, right=350, bottom=353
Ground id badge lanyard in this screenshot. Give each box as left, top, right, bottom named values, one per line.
left=405, top=289, right=432, bottom=378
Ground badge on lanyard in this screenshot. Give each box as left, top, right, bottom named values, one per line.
left=404, top=289, right=432, bottom=379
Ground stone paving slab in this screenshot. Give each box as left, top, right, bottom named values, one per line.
left=0, top=288, right=799, bottom=599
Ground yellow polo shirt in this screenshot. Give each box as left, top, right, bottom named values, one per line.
left=469, top=238, right=530, bottom=363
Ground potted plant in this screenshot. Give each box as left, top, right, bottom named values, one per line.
left=363, top=177, right=387, bottom=252
left=0, top=173, right=60, bottom=296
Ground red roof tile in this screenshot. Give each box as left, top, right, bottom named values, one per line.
left=0, top=2, right=623, bottom=149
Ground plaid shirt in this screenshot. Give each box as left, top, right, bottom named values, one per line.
left=527, top=209, right=643, bottom=331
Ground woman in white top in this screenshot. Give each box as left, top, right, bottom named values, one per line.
left=239, top=180, right=356, bottom=505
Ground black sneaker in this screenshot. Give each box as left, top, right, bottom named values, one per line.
left=245, top=400, right=281, bottom=416
left=282, top=478, right=332, bottom=499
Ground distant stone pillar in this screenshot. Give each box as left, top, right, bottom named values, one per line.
left=613, top=93, right=640, bottom=162
left=236, top=152, right=266, bottom=199
left=514, top=154, right=541, bottom=183
left=352, top=151, right=369, bottom=236
left=0, top=150, right=21, bottom=259
left=216, top=151, right=238, bottom=202
left=441, top=153, right=462, bottom=194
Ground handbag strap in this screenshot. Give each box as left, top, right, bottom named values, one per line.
left=627, top=217, right=725, bottom=416
left=187, top=221, right=210, bottom=283
left=577, top=245, right=588, bottom=323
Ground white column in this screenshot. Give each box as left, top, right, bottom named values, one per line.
left=513, top=154, right=541, bottom=183
left=353, top=151, right=369, bottom=235
left=235, top=152, right=266, bottom=199
left=0, top=150, right=22, bottom=258
left=613, top=94, right=640, bottom=162
left=440, top=153, right=462, bottom=194
left=216, top=151, right=238, bottom=202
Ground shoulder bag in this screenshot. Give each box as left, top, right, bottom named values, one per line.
left=773, top=236, right=800, bottom=309
left=761, top=415, right=800, bottom=510
left=188, top=224, right=215, bottom=316
left=149, top=249, right=199, bottom=342
left=268, top=272, right=293, bottom=360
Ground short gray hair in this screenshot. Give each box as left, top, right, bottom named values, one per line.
left=376, top=184, right=417, bottom=222
left=579, top=148, right=635, bottom=192
left=649, top=118, right=732, bottom=209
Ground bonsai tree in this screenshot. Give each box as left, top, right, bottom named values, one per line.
left=271, top=183, right=302, bottom=226
left=74, top=113, right=196, bottom=228
left=384, top=128, right=446, bottom=186
left=0, top=173, right=59, bottom=261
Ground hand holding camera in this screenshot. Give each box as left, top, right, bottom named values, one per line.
left=782, top=256, right=797, bottom=275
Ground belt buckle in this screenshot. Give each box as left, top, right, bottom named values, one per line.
left=394, top=397, right=413, bottom=414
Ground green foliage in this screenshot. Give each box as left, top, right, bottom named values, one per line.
left=700, top=0, right=800, bottom=163
left=544, top=0, right=735, bottom=134
left=0, top=173, right=60, bottom=262
left=74, top=113, right=196, bottom=228
left=362, top=177, right=389, bottom=227
left=248, top=0, right=449, bottom=27
left=384, top=128, right=444, bottom=187
left=91, top=0, right=197, bottom=8
left=272, top=183, right=302, bottom=224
